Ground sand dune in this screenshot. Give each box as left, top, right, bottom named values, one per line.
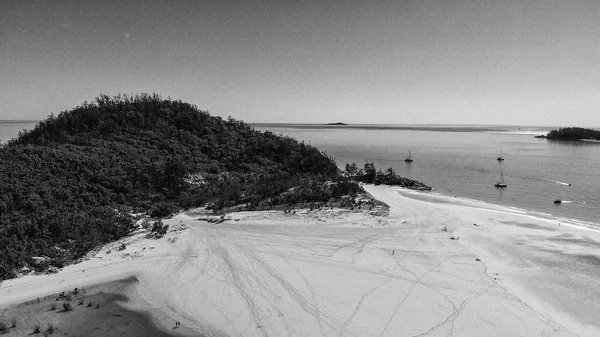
left=2, top=185, right=599, bottom=336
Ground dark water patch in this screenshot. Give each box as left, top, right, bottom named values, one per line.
left=546, top=235, right=600, bottom=249
left=555, top=233, right=574, bottom=238
left=576, top=254, right=600, bottom=268
left=499, top=220, right=555, bottom=231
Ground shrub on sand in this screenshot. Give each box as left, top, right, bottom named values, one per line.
left=63, top=303, right=72, bottom=311
left=150, top=220, right=169, bottom=237
left=33, top=324, right=41, bottom=333
left=46, top=323, right=55, bottom=334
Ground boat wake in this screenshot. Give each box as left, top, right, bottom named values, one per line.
left=555, top=200, right=588, bottom=205
left=505, top=174, right=571, bottom=187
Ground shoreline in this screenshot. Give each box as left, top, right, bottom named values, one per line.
left=401, top=187, right=600, bottom=233
left=1, top=187, right=599, bottom=336
left=365, top=185, right=600, bottom=336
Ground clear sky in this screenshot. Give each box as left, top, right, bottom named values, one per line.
left=1, top=0, right=599, bottom=125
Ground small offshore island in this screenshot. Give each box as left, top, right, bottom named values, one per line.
left=536, top=127, right=600, bottom=141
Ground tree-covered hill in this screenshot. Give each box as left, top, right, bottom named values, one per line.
left=0, top=94, right=359, bottom=280
left=545, top=127, right=600, bottom=141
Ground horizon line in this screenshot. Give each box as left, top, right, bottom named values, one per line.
left=2, top=120, right=597, bottom=130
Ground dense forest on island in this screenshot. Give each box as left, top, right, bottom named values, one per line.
left=545, top=127, right=600, bottom=141
left=0, top=94, right=429, bottom=280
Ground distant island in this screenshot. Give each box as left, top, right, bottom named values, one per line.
left=326, top=122, right=348, bottom=125
left=540, top=127, right=600, bottom=141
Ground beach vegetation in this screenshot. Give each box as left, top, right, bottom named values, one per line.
left=150, top=220, right=169, bottom=237
left=149, top=201, right=178, bottom=218
left=344, top=162, right=432, bottom=190
left=63, top=302, right=72, bottom=311
left=45, top=323, right=55, bottom=334
left=33, top=324, right=40, bottom=333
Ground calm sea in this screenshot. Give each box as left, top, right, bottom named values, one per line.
left=255, top=124, right=600, bottom=227
left=0, top=120, right=38, bottom=144
left=2, top=121, right=598, bottom=227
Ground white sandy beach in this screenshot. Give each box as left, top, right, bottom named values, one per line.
left=1, top=185, right=599, bottom=337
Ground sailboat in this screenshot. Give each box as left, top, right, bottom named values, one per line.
left=405, top=150, right=413, bottom=163
left=494, top=170, right=507, bottom=188
left=496, top=150, right=504, bottom=161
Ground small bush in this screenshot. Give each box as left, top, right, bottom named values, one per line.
left=0, top=322, right=7, bottom=334
left=50, top=303, right=56, bottom=311
left=78, top=299, right=84, bottom=305
left=10, top=318, right=16, bottom=328
left=33, top=324, right=40, bottom=333
left=150, top=220, right=169, bottom=237
left=149, top=202, right=177, bottom=218
left=95, top=303, right=100, bottom=309
left=46, top=323, right=55, bottom=334
left=63, top=302, right=72, bottom=311
left=140, top=219, right=149, bottom=230
left=87, top=302, right=93, bottom=307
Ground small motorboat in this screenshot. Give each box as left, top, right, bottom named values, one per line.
left=554, top=199, right=562, bottom=204
left=496, top=150, right=504, bottom=161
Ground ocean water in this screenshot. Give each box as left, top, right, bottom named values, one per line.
left=3, top=121, right=598, bottom=227
left=0, top=120, right=38, bottom=143
left=254, top=124, right=600, bottom=227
